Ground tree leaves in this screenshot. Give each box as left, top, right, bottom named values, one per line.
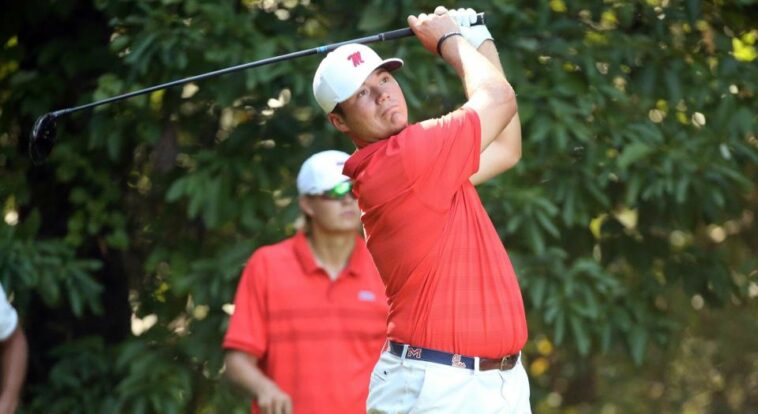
left=617, top=142, right=653, bottom=170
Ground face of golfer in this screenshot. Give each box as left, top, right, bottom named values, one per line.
left=328, top=69, right=408, bottom=144
left=299, top=187, right=361, bottom=234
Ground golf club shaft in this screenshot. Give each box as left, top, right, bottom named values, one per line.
left=51, top=13, right=484, bottom=117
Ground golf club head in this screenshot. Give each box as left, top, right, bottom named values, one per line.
left=29, top=113, right=57, bottom=164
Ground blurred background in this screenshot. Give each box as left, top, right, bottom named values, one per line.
left=1, top=0, right=756, bottom=413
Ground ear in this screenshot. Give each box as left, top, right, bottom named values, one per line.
left=328, top=112, right=351, bottom=134
left=299, top=196, right=315, bottom=218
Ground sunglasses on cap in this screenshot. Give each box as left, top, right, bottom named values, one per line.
left=312, top=181, right=355, bottom=200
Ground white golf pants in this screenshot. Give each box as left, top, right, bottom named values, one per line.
left=366, top=350, right=532, bottom=413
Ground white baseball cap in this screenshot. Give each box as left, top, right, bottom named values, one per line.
left=297, top=150, right=351, bottom=195
left=313, top=43, right=403, bottom=113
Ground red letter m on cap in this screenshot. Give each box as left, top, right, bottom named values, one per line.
left=347, top=51, right=364, bottom=67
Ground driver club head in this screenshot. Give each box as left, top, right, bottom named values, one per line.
left=29, top=113, right=57, bottom=164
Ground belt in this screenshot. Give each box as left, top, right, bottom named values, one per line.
left=388, top=341, right=520, bottom=372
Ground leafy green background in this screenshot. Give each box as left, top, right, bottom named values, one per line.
left=1, top=0, right=756, bottom=413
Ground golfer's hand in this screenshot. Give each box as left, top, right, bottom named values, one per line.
left=449, top=8, right=493, bottom=49
left=256, top=382, right=292, bottom=414
left=407, top=6, right=460, bottom=56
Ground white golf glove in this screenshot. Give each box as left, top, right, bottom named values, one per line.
left=448, top=8, right=493, bottom=49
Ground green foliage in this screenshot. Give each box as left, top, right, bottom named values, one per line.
left=0, top=221, right=103, bottom=317
left=25, top=338, right=119, bottom=414
left=0, top=0, right=756, bottom=412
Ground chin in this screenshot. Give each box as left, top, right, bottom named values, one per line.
left=343, top=219, right=362, bottom=230
left=390, top=123, right=407, bottom=136
left=329, top=226, right=358, bottom=235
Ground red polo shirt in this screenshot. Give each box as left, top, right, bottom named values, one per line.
left=343, top=107, right=527, bottom=359
left=223, top=232, right=387, bottom=414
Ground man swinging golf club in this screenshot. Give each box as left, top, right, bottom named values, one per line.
left=312, top=6, right=530, bottom=413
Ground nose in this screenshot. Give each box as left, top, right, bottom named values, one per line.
left=376, top=90, right=390, bottom=105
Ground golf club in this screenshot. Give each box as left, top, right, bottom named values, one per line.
left=29, top=13, right=485, bottom=164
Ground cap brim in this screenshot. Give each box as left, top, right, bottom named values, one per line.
left=301, top=178, right=351, bottom=196
left=380, top=58, right=403, bottom=72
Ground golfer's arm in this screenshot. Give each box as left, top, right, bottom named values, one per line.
left=470, top=40, right=522, bottom=186
left=224, top=350, right=276, bottom=399
left=433, top=36, right=516, bottom=152
left=0, top=327, right=28, bottom=410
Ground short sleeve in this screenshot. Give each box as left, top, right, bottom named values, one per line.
left=400, top=108, right=481, bottom=208
left=0, top=284, right=19, bottom=341
left=222, top=251, right=269, bottom=358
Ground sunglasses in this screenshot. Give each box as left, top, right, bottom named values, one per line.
left=312, top=181, right=355, bottom=200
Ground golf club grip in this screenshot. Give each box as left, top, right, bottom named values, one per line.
left=377, top=12, right=486, bottom=42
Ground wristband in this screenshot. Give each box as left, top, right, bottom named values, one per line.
left=436, top=32, right=463, bottom=57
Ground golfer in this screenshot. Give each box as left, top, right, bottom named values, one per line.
left=223, top=150, right=388, bottom=414
left=312, top=7, right=530, bottom=413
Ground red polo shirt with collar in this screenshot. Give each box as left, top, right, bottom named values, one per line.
left=223, top=232, right=388, bottom=414
left=343, top=107, right=528, bottom=359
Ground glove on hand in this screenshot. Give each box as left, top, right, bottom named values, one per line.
left=448, top=8, right=493, bottom=49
